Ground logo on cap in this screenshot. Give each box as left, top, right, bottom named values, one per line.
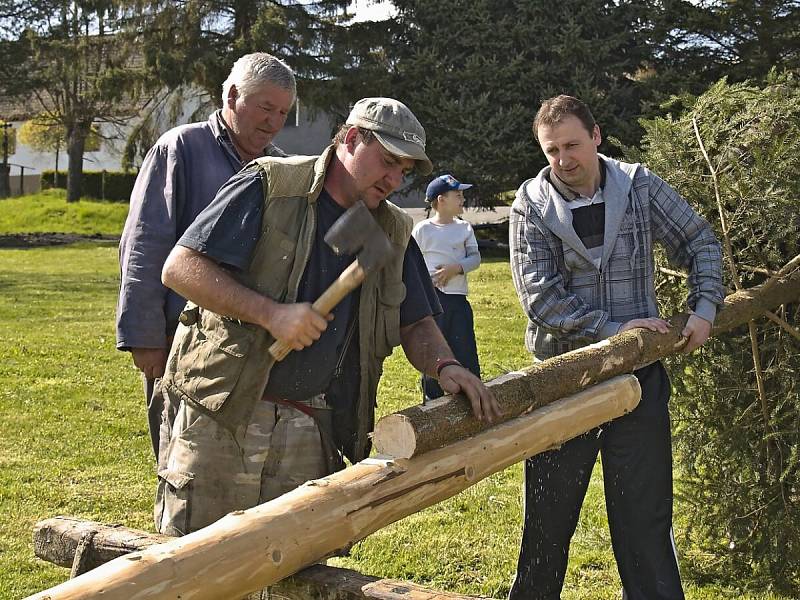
left=403, top=131, right=424, bottom=146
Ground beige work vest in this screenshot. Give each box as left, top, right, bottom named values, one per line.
left=162, top=146, right=413, bottom=461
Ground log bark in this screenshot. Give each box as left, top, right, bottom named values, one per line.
left=33, top=518, right=492, bottom=600
left=34, top=517, right=171, bottom=572
left=374, top=270, right=800, bottom=458
left=24, top=375, right=640, bottom=600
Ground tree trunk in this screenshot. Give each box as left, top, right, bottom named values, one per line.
left=65, top=123, right=88, bottom=203
left=32, top=518, right=495, bottom=600
left=375, top=270, right=800, bottom=458
left=0, top=163, right=9, bottom=199
left=54, top=142, right=60, bottom=188
left=24, top=376, right=640, bottom=600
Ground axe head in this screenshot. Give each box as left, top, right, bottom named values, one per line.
left=324, top=200, right=396, bottom=273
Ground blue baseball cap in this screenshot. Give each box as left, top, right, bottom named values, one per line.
left=425, top=174, right=473, bottom=201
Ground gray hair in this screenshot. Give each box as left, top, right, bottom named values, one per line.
left=222, top=53, right=296, bottom=104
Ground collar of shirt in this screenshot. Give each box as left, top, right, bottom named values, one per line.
left=568, top=189, right=604, bottom=211
left=548, top=157, right=607, bottom=203
left=210, top=109, right=278, bottom=166
left=208, top=110, right=245, bottom=167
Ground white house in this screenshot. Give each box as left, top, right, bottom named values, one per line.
left=0, top=92, right=425, bottom=206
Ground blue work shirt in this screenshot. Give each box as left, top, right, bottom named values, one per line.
left=116, top=110, right=285, bottom=350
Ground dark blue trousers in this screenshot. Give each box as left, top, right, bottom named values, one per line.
left=422, top=290, right=481, bottom=400
left=508, top=362, right=684, bottom=600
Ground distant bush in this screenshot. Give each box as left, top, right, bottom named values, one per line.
left=42, top=170, right=137, bottom=202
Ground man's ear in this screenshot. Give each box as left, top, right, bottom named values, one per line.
left=226, top=84, right=239, bottom=109
left=343, top=126, right=360, bottom=152
left=593, top=124, right=602, bottom=146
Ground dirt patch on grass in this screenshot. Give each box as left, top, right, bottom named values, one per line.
left=0, top=233, right=119, bottom=248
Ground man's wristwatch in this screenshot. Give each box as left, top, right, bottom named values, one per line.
left=435, top=358, right=462, bottom=378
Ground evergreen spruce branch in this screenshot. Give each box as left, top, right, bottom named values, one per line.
left=761, top=253, right=800, bottom=342
left=691, top=114, right=782, bottom=494
left=658, top=266, right=688, bottom=279
left=739, top=264, right=780, bottom=277
left=763, top=311, right=800, bottom=344
left=691, top=116, right=741, bottom=288
left=762, top=252, right=800, bottom=294
left=634, top=76, right=800, bottom=588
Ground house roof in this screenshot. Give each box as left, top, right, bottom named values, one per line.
left=0, top=96, right=36, bottom=122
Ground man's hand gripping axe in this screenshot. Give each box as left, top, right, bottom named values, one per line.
left=268, top=200, right=396, bottom=361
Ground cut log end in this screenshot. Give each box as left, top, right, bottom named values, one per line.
left=619, top=375, right=642, bottom=410
left=373, top=414, right=416, bottom=458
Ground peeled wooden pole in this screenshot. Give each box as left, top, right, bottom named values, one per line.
left=375, top=270, right=800, bottom=458
left=33, top=518, right=492, bottom=600
left=25, top=375, right=640, bottom=600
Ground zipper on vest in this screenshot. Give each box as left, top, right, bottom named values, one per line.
left=287, top=201, right=317, bottom=304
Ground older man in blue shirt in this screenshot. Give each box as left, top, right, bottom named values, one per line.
left=116, top=52, right=296, bottom=458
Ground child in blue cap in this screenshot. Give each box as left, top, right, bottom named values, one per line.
left=412, top=174, right=482, bottom=400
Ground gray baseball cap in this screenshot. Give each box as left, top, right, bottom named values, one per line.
left=346, top=97, right=433, bottom=175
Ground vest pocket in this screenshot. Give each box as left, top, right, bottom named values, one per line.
left=374, top=281, right=405, bottom=358
left=171, top=310, right=255, bottom=412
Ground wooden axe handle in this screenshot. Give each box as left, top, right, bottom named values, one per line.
left=268, top=259, right=366, bottom=361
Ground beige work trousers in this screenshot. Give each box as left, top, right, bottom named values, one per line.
left=154, top=394, right=329, bottom=537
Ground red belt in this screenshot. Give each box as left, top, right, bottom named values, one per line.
left=262, top=393, right=318, bottom=419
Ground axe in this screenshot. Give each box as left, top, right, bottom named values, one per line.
left=268, top=200, right=396, bottom=361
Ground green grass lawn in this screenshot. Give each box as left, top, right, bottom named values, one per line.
left=0, top=190, right=128, bottom=236
left=0, top=199, right=788, bottom=599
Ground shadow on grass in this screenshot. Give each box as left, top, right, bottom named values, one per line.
left=0, top=233, right=119, bottom=248
left=0, top=271, right=118, bottom=297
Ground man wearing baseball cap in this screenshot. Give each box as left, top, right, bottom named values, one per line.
left=344, top=97, right=433, bottom=177
left=154, top=97, right=501, bottom=537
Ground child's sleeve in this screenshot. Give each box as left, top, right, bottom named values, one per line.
left=460, top=222, right=480, bottom=273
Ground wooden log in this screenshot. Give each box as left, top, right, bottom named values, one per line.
left=374, top=270, right=800, bottom=458
left=32, top=518, right=493, bottom=600
left=34, top=517, right=171, bottom=572
left=24, top=375, right=640, bottom=600
left=272, top=564, right=497, bottom=600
